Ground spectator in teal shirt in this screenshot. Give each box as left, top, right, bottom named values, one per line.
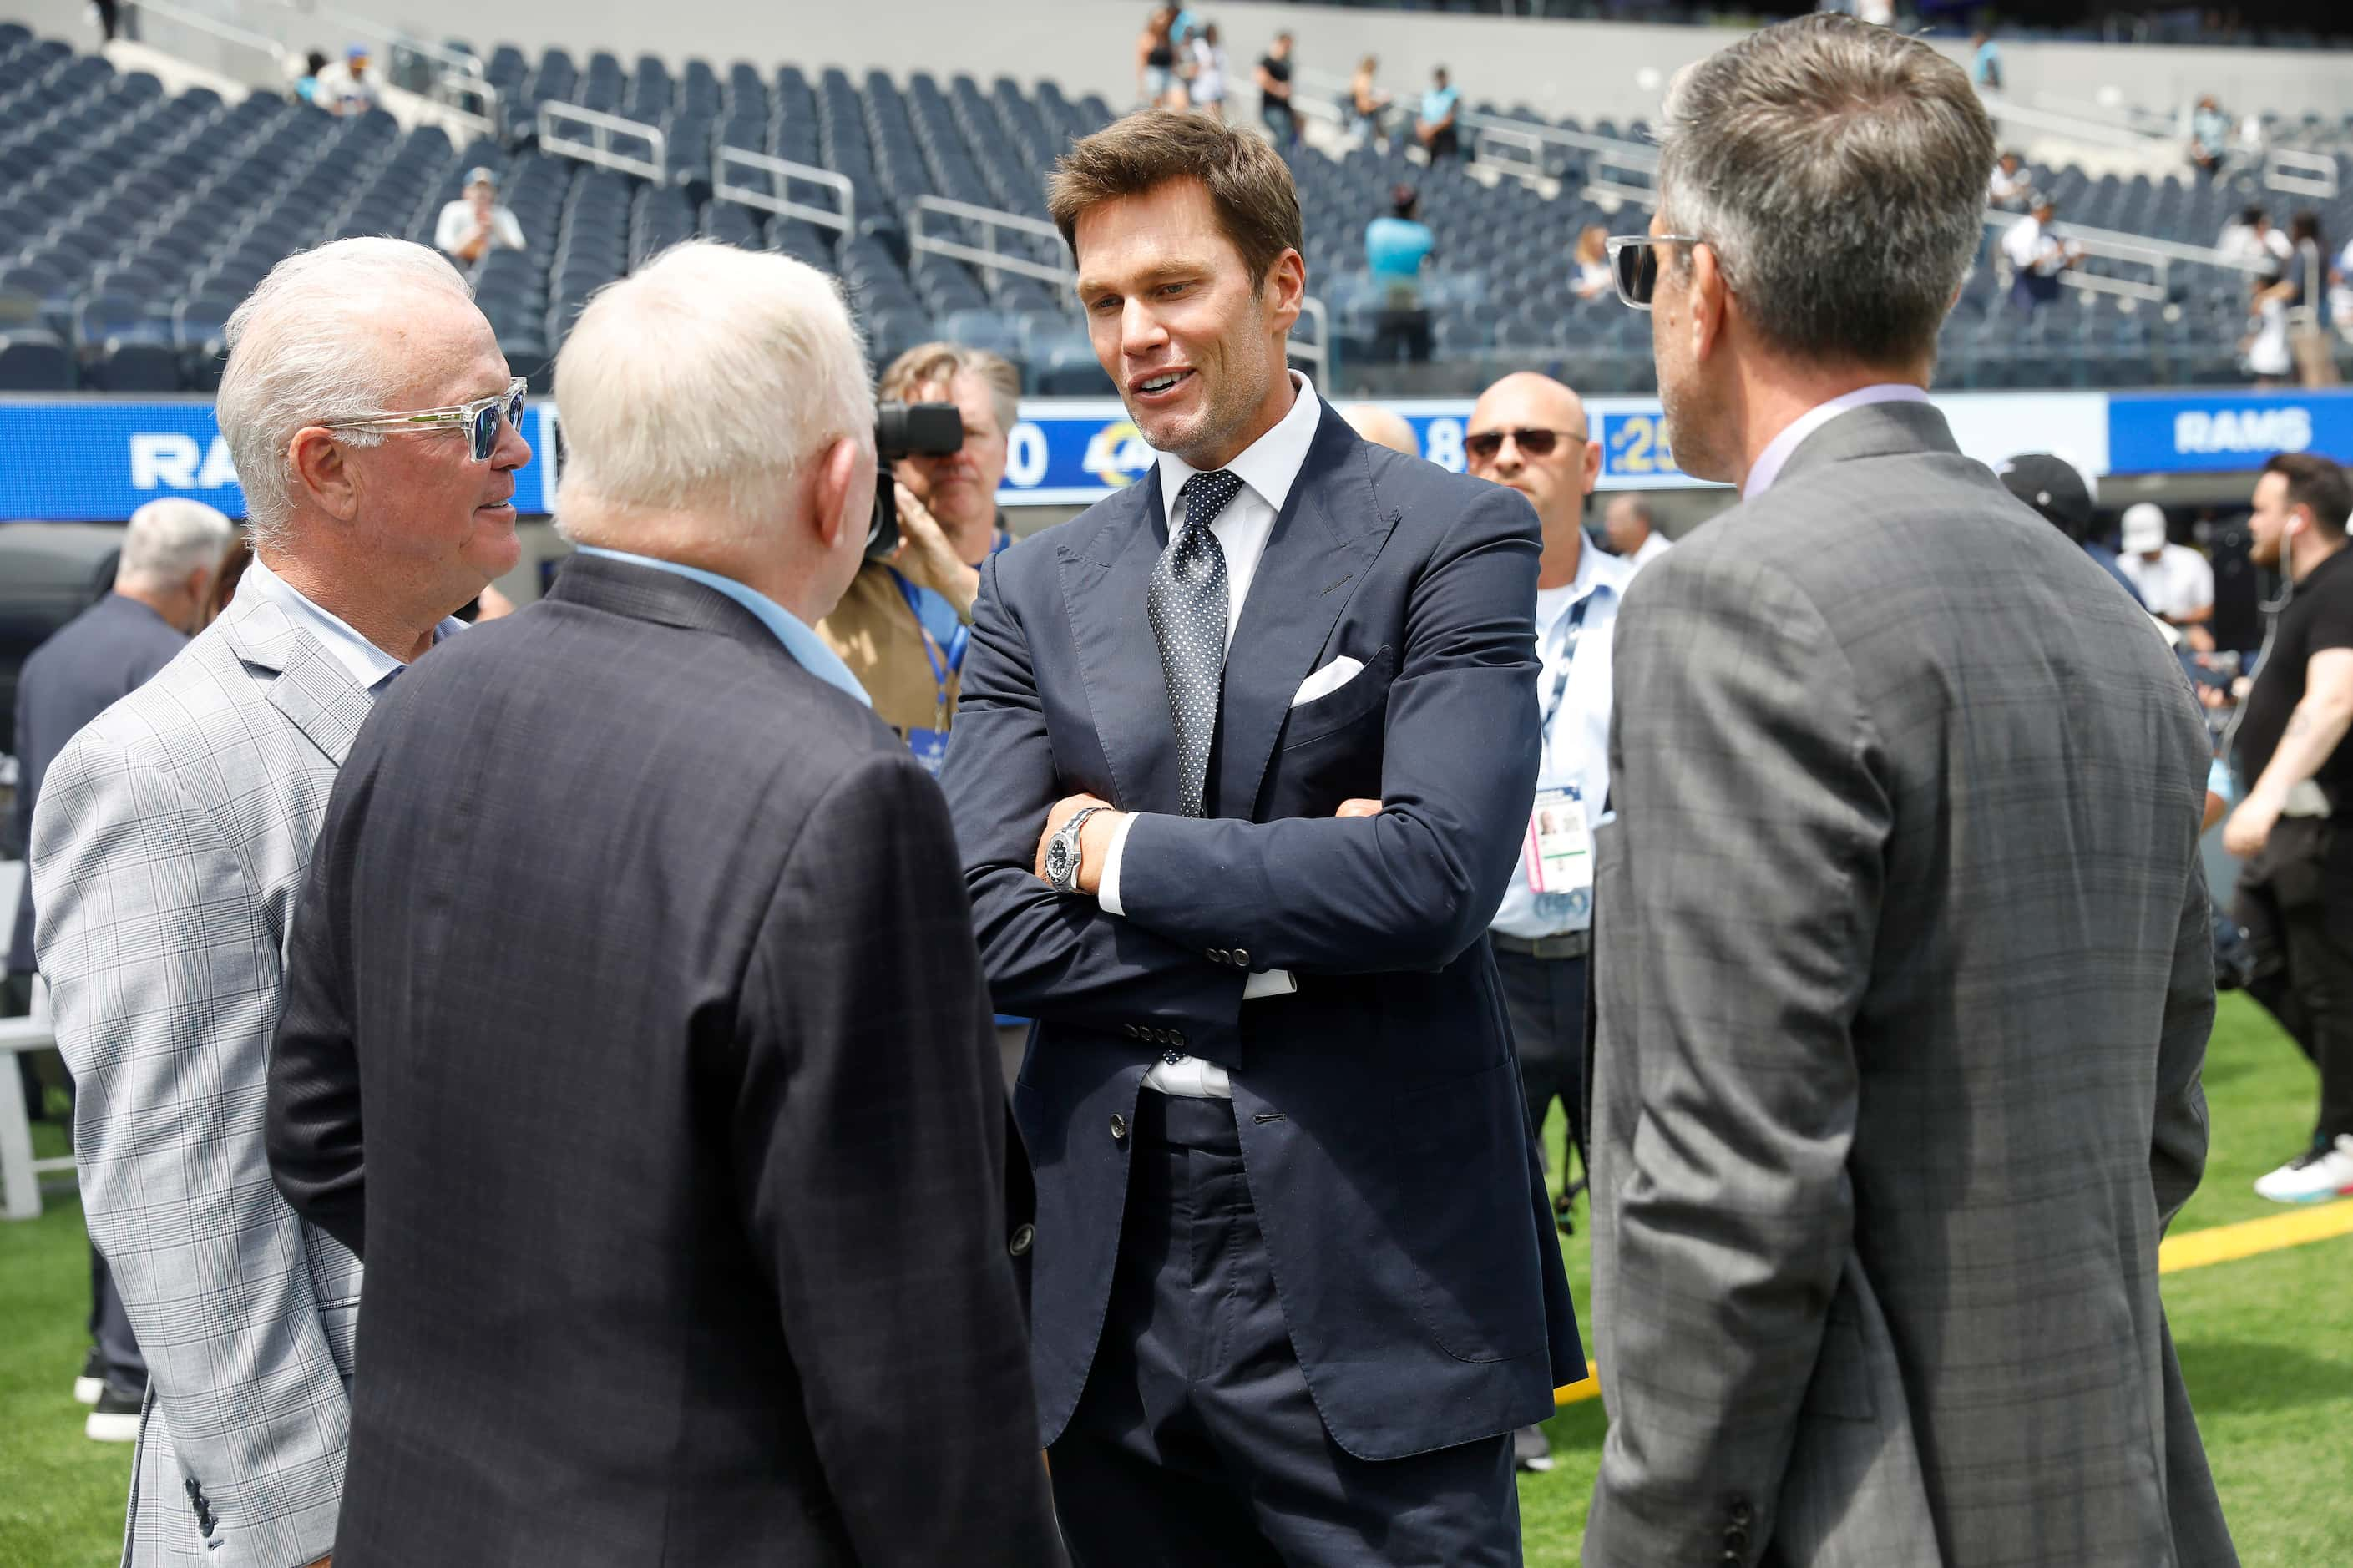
left=1417, top=68, right=1460, bottom=160
left=1364, top=184, right=1435, bottom=362
left=1970, top=30, right=2002, bottom=90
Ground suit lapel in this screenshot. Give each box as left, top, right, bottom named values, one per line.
left=217, top=594, right=376, bottom=768
left=1212, top=406, right=1395, bottom=818
left=1058, top=480, right=1187, bottom=815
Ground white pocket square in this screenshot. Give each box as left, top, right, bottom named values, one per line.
left=1290, top=655, right=1365, bottom=708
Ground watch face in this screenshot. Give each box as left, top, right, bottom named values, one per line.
left=1047, top=836, right=1074, bottom=884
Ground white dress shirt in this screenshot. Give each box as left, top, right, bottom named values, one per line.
left=1626, top=529, right=1672, bottom=571
left=1489, top=541, right=1631, bottom=939
left=2118, top=544, right=2215, bottom=624
left=1743, top=383, right=1930, bottom=501
left=1095, top=372, right=1323, bottom=1096
left=238, top=555, right=465, bottom=693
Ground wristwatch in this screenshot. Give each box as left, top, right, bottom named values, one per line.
left=1046, top=806, right=1110, bottom=895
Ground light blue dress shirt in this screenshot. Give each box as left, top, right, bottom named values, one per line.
left=572, top=546, right=872, bottom=708
left=1488, top=540, right=1632, bottom=939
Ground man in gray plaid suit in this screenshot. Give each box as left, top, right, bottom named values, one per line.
left=31, top=237, right=529, bottom=1567
left=1585, top=18, right=2235, bottom=1568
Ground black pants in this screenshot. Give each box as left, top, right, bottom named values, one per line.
left=1262, top=103, right=1297, bottom=148
left=2234, top=817, right=2353, bottom=1142
left=1050, top=1091, right=1521, bottom=1567
left=4, top=974, right=146, bottom=1393
left=1493, top=949, right=1587, bottom=1179
left=1371, top=307, right=1432, bottom=364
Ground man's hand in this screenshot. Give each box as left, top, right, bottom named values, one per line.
left=1335, top=798, right=1383, bottom=818
left=889, top=484, right=981, bottom=619
left=2224, top=792, right=2280, bottom=860
left=1035, top=793, right=1124, bottom=894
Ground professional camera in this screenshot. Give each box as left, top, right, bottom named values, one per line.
left=868, top=401, right=965, bottom=561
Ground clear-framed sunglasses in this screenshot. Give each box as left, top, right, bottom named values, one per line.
left=1604, top=234, right=1706, bottom=311
left=322, top=376, right=528, bottom=462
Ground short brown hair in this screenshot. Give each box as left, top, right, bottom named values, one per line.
left=1047, top=110, right=1303, bottom=291
left=878, top=341, right=1020, bottom=441
left=2264, top=453, right=2353, bottom=540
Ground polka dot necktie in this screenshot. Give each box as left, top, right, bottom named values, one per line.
left=1149, top=469, right=1240, bottom=823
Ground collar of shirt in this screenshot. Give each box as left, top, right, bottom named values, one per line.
left=572, top=545, right=873, bottom=708
left=1550, top=537, right=1632, bottom=628
left=240, top=554, right=464, bottom=694
left=1743, top=383, right=1931, bottom=502
left=1152, top=372, right=1323, bottom=646
left=1155, top=370, right=1322, bottom=529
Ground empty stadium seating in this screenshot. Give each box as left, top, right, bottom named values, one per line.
left=3, top=18, right=2350, bottom=397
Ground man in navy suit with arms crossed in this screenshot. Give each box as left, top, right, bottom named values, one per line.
left=942, top=109, right=1583, bottom=1565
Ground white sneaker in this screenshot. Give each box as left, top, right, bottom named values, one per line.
left=2253, top=1134, right=2353, bottom=1205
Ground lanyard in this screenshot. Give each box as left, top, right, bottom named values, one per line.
left=888, top=568, right=953, bottom=731
left=1538, top=592, right=1595, bottom=747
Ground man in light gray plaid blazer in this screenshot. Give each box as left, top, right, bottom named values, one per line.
left=31, top=237, right=529, bottom=1568
left=1585, top=19, right=2234, bottom=1567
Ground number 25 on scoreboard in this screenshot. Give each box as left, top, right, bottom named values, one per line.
left=1607, top=412, right=1681, bottom=478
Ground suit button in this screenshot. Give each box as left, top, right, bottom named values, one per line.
left=1232, top=948, right=1249, bottom=968
left=1729, top=1501, right=1753, bottom=1527
left=1208, top=948, right=1228, bottom=964
left=1125, top=1025, right=1141, bottom=1040
left=1008, top=1223, right=1035, bottom=1257
left=1169, top=1030, right=1185, bottom=1046
left=1110, top=1114, right=1128, bottom=1142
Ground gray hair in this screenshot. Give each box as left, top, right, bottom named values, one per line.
left=1656, top=15, right=1996, bottom=367
left=554, top=240, right=873, bottom=543
left=119, top=498, right=235, bottom=587
left=1607, top=493, right=1656, bottom=526
left=216, top=239, right=475, bottom=551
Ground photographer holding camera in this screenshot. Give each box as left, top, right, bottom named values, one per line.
left=815, top=343, right=1020, bottom=774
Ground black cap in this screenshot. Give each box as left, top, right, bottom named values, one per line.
left=2000, top=453, right=2093, bottom=538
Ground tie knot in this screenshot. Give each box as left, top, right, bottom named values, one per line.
left=1180, top=469, right=1243, bottom=534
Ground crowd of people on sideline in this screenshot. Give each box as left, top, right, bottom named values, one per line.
left=12, top=15, right=2351, bottom=1568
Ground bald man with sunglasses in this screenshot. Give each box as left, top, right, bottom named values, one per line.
left=1465, top=372, right=1631, bottom=1478
left=31, top=239, right=525, bottom=1568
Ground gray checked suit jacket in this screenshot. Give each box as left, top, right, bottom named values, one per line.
left=32, top=586, right=374, bottom=1568
left=1586, top=401, right=2236, bottom=1568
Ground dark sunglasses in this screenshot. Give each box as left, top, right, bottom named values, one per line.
left=325, top=376, right=529, bottom=463
left=1605, top=234, right=1704, bottom=311
left=1465, top=427, right=1588, bottom=464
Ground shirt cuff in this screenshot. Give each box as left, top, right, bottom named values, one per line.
left=1243, top=969, right=1298, bottom=999
left=1096, top=812, right=1137, bottom=916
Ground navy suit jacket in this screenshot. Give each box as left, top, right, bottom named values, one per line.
left=944, top=398, right=1585, bottom=1461
left=10, top=593, right=187, bottom=974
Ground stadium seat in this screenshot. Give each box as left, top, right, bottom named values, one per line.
left=0, top=327, right=73, bottom=390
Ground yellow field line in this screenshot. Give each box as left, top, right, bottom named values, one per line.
left=2160, top=1196, right=2353, bottom=1274
left=1550, top=1199, right=2353, bottom=1411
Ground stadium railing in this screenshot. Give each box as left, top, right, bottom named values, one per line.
left=2264, top=147, right=2340, bottom=200
left=714, top=148, right=858, bottom=240
left=537, top=100, right=668, bottom=184
left=124, top=0, right=288, bottom=93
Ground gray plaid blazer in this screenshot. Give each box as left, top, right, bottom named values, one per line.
left=1585, top=401, right=2236, bottom=1567
left=32, top=586, right=373, bottom=1568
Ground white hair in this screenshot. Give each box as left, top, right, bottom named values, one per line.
left=553, top=240, right=873, bottom=544
left=119, top=498, right=236, bottom=587
left=215, top=238, right=476, bottom=551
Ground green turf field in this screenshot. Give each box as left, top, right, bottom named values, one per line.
left=3, top=994, right=2346, bottom=1566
